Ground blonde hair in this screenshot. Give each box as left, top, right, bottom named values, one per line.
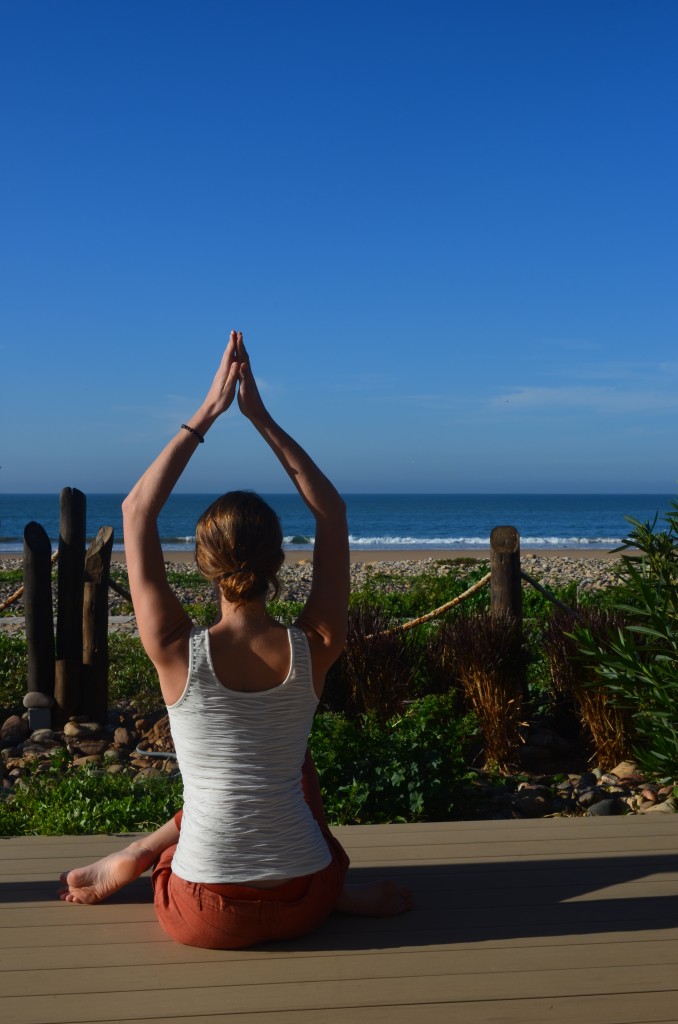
left=195, top=491, right=284, bottom=604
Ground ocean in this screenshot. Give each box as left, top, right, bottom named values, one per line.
left=0, top=493, right=674, bottom=553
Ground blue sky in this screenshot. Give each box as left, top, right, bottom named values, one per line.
left=1, top=0, right=676, bottom=494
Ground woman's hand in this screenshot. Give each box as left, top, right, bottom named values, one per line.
left=201, top=331, right=241, bottom=418
left=236, top=332, right=270, bottom=424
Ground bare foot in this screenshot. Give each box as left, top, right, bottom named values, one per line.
left=58, top=841, right=156, bottom=904
left=335, top=880, right=414, bottom=917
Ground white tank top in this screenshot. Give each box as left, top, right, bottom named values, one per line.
left=166, top=625, right=331, bottom=883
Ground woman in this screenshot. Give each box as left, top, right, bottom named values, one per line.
left=59, top=331, right=412, bottom=948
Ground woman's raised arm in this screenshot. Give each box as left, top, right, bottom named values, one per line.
left=122, top=333, right=241, bottom=686
left=236, top=334, right=349, bottom=679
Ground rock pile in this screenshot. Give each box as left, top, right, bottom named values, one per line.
left=510, top=761, right=677, bottom=819
left=1, top=709, right=179, bottom=792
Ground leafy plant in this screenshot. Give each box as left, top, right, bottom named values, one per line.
left=309, top=694, right=476, bottom=824
left=571, top=500, right=678, bottom=776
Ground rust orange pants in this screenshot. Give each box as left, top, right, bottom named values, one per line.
left=152, top=752, right=350, bottom=949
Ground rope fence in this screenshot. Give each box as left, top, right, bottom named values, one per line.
left=1, top=562, right=581, bottom=627
left=367, top=571, right=492, bottom=638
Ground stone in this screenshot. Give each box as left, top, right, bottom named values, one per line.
left=640, top=788, right=658, bottom=804
left=513, top=790, right=554, bottom=818
left=642, top=798, right=677, bottom=814
left=587, top=798, right=623, bottom=816
left=72, top=754, right=104, bottom=766
left=30, top=729, right=57, bottom=745
left=623, top=794, right=643, bottom=811
left=610, top=760, right=639, bottom=779
left=577, top=772, right=599, bottom=791
left=130, top=757, right=154, bottom=768
left=23, top=691, right=54, bottom=709
left=144, top=715, right=174, bottom=753
left=577, top=788, right=607, bottom=809
left=63, top=721, right=104, bottom=739
left=103, top=748, right=126, bottom=762
left=114, top=727, right=138, bottom=749
left=21, top=744, right=49, bottom=757
left=1, top=715, right=29, bottom=747
left=70, top=739, right=110, bottom=757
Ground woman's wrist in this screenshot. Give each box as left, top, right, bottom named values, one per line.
left=185, top=405, right=220, bottom=438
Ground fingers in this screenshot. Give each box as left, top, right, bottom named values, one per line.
left=235, top=331, right=248, bottom=362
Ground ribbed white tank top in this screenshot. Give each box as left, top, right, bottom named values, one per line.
left=166, top=625, right=331, bottom=883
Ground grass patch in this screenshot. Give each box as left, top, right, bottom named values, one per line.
left=0, top=634, right=28, bottom=712
left=0, top=569, right=23, bottom=585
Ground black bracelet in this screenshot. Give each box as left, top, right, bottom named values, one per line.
left=181, top=423, right=205, bottom=443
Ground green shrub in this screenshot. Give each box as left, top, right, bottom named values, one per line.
left=571, top=500, right=678, bottom=776
left=309, top=694, right=476, bottom=824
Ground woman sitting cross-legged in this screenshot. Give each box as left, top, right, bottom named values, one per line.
left=58, top=330, right=413, bottom=949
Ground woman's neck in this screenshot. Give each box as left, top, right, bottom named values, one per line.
left=216, top=596, right=273, bottom=628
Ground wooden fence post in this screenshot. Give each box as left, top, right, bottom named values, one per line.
left=22, top=522, right=55, bottom=728
left=81, top=526, right=114, bottom=725
left=55, top=487, right=86, bottom=725
left=490, top=526, right=522, bottom=626
left=490, top=525, right=528, bottom=703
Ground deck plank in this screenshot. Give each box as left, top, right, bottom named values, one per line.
left=2, top=817, right=678, bottom=1023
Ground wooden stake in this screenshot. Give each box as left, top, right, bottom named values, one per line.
left=81, top=526, right=114, bottom=725
left=23, top=521, right=55, bottom=699
left=490, top=525, right=527, bottom=703
left=55, top=487, right=86, bottom=725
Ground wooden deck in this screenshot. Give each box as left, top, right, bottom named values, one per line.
left=2, top=816, right=678, bottom=1023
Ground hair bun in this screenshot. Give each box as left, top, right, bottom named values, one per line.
left=220, top=569, right=258, bottom=602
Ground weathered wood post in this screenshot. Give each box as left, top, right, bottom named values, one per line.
left=55, top=487, right=86, bottom=725
left=490, top=526, right=522, bottom=625
left=81, top=526, right=114, bottom=725
left=22, top=521, right=55, bottom=729
left=490, top=525, right=528, bottom=702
